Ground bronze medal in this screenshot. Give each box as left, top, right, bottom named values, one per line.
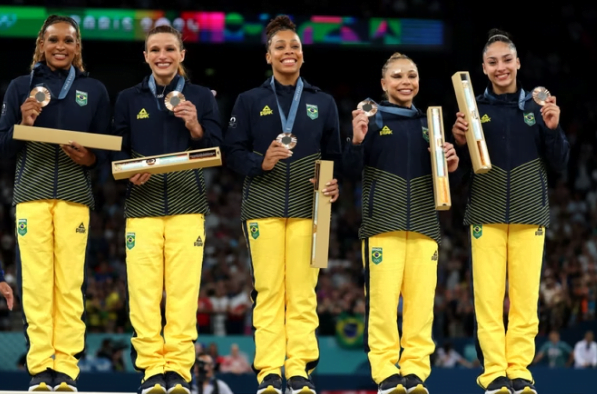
left=164, top=91, right=186, bottom=111
left=29, top=86, right=51, bottom=107
left=532, top=86, right=551, bottom=106
left=276, top=133, right=297, bottom=150
left=357, top=100, right=378, bottom=117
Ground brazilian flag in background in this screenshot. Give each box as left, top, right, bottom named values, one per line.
left=335, top=312, right=365, bottom=349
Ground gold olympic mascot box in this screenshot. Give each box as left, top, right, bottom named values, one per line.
left=13, top=124, right=122, bottom=151
left=311, top=160, right=334, bottom=269
left=426, top=106, right=452, bottom=210
left=111, top=147, right=222, bottom=180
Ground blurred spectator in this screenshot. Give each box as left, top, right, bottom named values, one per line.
left=435, top=342, right=474, bottom=368
left=192, top=352, right=234, bottom=394
left=533, top=331, right=574, bottom=367
left=573, top=331, right=597, bottom=368
left=96, top=338, right=128, bottom=372
left=207, top=342, right=224, bottom=373
left=219, top=344, right=251, bottom=374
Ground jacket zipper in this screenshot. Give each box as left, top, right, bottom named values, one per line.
left=505, top=110, right=511, bottom=222
left=406, top=125, right=411, bottom=230
left=368, top=180, right=377, bottom=218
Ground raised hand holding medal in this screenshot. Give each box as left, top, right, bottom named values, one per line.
left=533, top=86, right=560, bottom=130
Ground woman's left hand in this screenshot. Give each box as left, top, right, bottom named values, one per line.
left=174, top=100, right=203, bottom=138
left=61, top=141, right=96, bottom=167
left=310, top=178, right=339, bottom=202
left=444, top=142, right=459, bottom=173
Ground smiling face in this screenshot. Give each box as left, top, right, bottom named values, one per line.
left=266, top=29, right=303, bottom=80
left=40, top=22, right=79, bottom=70
left=144, top=32, right=185, bottom=83
left=381, top=58, right=419, bottom=107
left=482, top=41, right=520, bottom=94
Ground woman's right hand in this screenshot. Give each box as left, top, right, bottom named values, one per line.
left=262, top=140, right=292, bottom=171
left=351, top=109, right=368, bottom=145
left=20, top=98, right=42, bottom=126
left=452, top=112, right=468, bottom=147
left=130, top=173, right=151, bottom=185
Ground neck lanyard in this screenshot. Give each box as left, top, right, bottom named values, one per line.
left=270, top=76, right=304, bottom=135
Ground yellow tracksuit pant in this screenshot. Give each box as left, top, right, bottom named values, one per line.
left=363, top=231, right=438, bottom=384
left=243, top=218, right=319, bottom=383
left=126, top=214, right=205, bottom=383
left=470, top=224, right=545, bottom=389
left=16, top=200, right=89, bottom=380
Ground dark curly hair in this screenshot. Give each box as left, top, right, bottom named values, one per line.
left=483, top=28, right=517, bottom=57
left=265, top=15, right=297, bottom=51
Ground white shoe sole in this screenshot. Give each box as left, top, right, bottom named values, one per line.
left=257, top=387, right=282, bottom=394
left=167, top=385, right=190, bottom=394
left=53, top=383, right=77, bottom=392
left=485, top=388, right=512, bottom=394
left=29, top=383, right=52, bottom=392
left=407, top=385, right=429, bottom=394
left=378, top=385, right=407, bottom=394
left=286, top=389, right=316, bottom=394
left=142, top=385, right=167, bottom=394
left=514, top=388, right=537, bottom=394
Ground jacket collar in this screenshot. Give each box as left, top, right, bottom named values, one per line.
left=261, top=76, right=320, bottom=93
left=481, top=82, right=533, bottom=110
left=32, top=62, right=86, bottom=79
left=139, top=74, right=187, bottom=92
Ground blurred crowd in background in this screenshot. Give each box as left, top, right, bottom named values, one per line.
left=1, top=0, right=597, bottom=374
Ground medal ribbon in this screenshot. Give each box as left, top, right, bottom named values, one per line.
left=270, top=76, right=304, bottom=135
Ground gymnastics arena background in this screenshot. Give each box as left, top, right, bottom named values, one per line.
left=0, top=0, right=596, bottom=393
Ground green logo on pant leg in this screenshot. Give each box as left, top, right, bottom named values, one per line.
left=371, top=247, right=383, bottom=264
left=17, top=219, right=27, bottom=236
left=472, top=225, right=483, bottom=239
left=126, top=232, right=135, bottom=250
left=249, top=223, right=259, bottom=239
left=523, top=112, right=536, bottom=126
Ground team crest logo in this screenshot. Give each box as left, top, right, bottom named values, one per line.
left=422, top=127, right=429, bottom=142
left=17, top=219, right=27, bottom=236
left=472, top=225, right=483, bottom=239
left=126, top=232, right=136, bottom=250
left=371, top=247, right=383, bottom=264
left=523, top=112, right=536, bottom=126
left=249, top=223, right=259, bottom=239
left=306, top=104, right=318, bottom=120
left=75, top=90, right=88, bottom=107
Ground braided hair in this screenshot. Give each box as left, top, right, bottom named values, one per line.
left=31, top=15, right=84, bottom=71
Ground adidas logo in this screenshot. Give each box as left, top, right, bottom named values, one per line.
left=481, top=114, right=491, bottom=123
left=137, top=108, right=149, bottom=119
left=194, top=236, right=203, bottom=247
left=431, top=250, right=438, bottom=261
left=379, top=125, right=392, bottom=135
left=76, top=223, right=86, bottom=234
left=260, top=105, right=273, bottom=116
